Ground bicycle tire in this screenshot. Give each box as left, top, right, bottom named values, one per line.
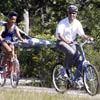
left=0, top=53, right=6, bottom=87
left=52, top=63, right=68, bottom=93
left=10, top=59, right=20, bottom=88
left=83, top=64, right=100, bottom=96
left=0, top=66, right=6, bottom=87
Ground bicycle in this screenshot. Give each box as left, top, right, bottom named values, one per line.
left=0, top=40, right=28, bottom=88
left=52, top=40, right=100, bottom=96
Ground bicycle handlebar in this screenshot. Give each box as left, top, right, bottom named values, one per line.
left=13, top=39, right=28, bottom=44
left=72, top=40, right=94, bottom=47
left=5, top=39, right=28, bottom=46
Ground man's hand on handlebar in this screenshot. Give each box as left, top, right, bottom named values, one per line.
left=88, top=37, right=94, bottom=42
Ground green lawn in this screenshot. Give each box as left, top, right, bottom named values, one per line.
left=0, top=89, right=99, bottom=100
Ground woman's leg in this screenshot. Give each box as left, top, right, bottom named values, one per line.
left=0, top=42, right=12, bottom=66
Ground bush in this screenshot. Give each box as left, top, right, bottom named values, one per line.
left=18, top=46, right=62, bottom=87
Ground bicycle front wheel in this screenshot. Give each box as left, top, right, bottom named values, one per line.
left=10, top=59, right=20, bottom=88
left=0, top=66, right=6, bottom=87
left=52, top=63, right=68, bottom=93
left=83, top=64, right=100, bottom=96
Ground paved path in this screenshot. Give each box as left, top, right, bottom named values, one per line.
left=1, top=78, right=100, bottom=99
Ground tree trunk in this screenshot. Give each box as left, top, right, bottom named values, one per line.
left=23, top=9, right=29, bottom=34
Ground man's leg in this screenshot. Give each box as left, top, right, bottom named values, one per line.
left=56, top=40, right=76, bottom=78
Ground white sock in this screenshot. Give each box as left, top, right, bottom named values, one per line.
left=62, top=67, right=68, bottom=77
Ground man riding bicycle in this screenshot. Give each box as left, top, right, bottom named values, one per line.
left=0, top=11, right=25, bottom=70
left=55, top=5, right=93, bottom=88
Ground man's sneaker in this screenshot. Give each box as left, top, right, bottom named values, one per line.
left=0, top=66, right=3, bottom=73
left=76, top=77, right=84, bottom=89
left=0, top=66, right=3, bottom=71
left=60, top=66, right=68, bottom=79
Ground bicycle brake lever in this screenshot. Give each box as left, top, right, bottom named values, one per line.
left=22, top=39, right=28, bottom=44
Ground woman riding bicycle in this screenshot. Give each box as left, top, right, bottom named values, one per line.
left=56, top=5, right=93, bottom=87
left=0, top=11, right=24, bottom=70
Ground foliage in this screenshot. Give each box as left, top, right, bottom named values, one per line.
left=0, top=0, right=100, bottom=87
left=18, top=47, right=61, bottom=87
left=0, top=0, right=100, bottom=43
left=0, top=12, right=6, bottom=21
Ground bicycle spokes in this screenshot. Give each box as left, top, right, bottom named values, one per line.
left=10, top=59, right=20, bottom=88
left=52, top=63, right=70, bottom=93
left=0, top=67, right=6, bottom=87
left=83, top=64, right=99, bottom=96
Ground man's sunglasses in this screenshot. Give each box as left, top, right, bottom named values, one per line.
left=69, top=12, right=76, bottom=14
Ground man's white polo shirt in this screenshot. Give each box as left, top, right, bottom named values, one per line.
left=56, top=17, right=85, bottom=41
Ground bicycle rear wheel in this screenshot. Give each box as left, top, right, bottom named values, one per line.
left=83, top=64, right=100, bottom=96
left=10, top=59, right=20, bottom=88
left=0, top=66, right=6, bottom=87
left=52, top=63, right=68, bottom=93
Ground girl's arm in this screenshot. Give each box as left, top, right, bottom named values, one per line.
left=15, top=26, right=24, bottom=41
left=0, top=26, right=5, bottom=41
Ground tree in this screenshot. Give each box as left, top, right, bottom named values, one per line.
left=23, top=9, right=29, bottom=34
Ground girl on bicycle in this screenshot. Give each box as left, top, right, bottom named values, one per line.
left=0, top=11, right=24, bottom=70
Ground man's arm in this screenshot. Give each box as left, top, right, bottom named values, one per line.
left=58, top=33, right=72, bottom=44
left=81, top=34, right=93, bottom=41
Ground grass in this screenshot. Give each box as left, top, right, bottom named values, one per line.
left=0, top=88, right=99, bottom=100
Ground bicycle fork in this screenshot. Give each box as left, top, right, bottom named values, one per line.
left=10, top=48, right=18, bottom=73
